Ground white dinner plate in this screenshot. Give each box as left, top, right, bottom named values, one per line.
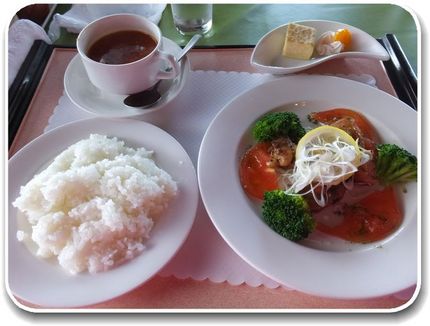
left=64, top=37, right=190, bottom=118
left=251, top=20, right=389, bottom=74
left=8, top=118, right=199, bottom=308
left=198, top=75, right=418, bottom=299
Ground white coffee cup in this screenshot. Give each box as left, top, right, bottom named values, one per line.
left=77, top=14, right=179, bottom=95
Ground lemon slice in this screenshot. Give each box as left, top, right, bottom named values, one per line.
left=296, top=125, right=361, bottom=167
left=283, top=125, right=371, bottom=206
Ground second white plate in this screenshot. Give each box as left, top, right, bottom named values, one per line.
left=198, top=75, right=417, bottom=299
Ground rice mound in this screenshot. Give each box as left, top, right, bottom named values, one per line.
left=13, top=134, right=177, bottom=274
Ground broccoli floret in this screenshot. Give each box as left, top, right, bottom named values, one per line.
left=262, top=190, right=315, bottom=242
left=252, top=112, right=306, bottom=143
left=376, top=144, right=417, bottom=185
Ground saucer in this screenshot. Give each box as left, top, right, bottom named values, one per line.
left=64, top=37, right=190, bottom=118
left=251, top=20, right=390, bottom=74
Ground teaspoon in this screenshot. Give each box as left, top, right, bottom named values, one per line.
left=124, top=34, right=202, bottom=108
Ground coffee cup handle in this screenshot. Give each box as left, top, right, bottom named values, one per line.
left=155, top=51, right=180, bottom=79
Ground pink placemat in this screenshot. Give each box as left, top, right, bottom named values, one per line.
left=44, top=68, right=416, bottom=300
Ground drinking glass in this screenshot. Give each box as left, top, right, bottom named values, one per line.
left=171, top=4, right=213, bottom=35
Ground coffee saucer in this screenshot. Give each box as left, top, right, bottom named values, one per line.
left=64, top=37, right=190, bottom=118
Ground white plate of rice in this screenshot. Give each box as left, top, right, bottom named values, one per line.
left=8, top=118, right=199, bottom=308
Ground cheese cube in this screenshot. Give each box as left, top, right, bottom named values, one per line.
left=282, top=23, right=316, bottom=60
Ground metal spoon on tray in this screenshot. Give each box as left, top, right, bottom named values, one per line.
left=124, top=34, right=202, bottom=108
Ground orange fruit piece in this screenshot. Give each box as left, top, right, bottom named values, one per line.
left=334, top=28, right=352, bottom=50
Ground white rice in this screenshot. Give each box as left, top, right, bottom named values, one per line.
left=13, top=134, right=177, bottom=274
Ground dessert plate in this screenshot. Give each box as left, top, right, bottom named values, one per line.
left=251, top=20, right=390, bottom=74
left=64, top=37, right=190, bottom=118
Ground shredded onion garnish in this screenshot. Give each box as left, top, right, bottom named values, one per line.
left=281, top=136, right=371, bottom=207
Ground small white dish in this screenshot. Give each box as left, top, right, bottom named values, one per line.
left=8, top=118, right=199, bottom=308
left=64, top=37, right=190, bottom=118
left=198, top=75, right=417, bottom=298
left=251, top=20, right=390, bottom=74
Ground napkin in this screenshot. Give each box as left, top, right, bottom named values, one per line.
left=8, top=19, right=52, bottom=88
left=47, top=4, right=167, bottom=41
left=46, top=69, right=383, bottom=291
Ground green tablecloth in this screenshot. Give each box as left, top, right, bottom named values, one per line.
left=55, top=4, right=418, bottom=72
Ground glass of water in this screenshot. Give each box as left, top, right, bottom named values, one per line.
left=171, top=4, right=213, bottom=35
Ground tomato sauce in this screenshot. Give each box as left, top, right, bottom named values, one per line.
left=309, top=108, right=380, bottom=145
left=316, top=187, right=402, bottom=243
left=239, top=142, right=279, bottom=200
left=310, top=108, right=380, bottom=185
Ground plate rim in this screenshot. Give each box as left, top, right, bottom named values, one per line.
left=197, top=74, right=418, bottom=299
left=7, top=117, right=199, bottom=307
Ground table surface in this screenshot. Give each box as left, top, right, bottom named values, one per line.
left=53, top=4, right=418, bottom=73
left=10, top=46, right=415, bottom=309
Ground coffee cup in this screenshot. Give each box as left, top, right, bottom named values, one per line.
left=77, top=14, right=179, bottom=95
